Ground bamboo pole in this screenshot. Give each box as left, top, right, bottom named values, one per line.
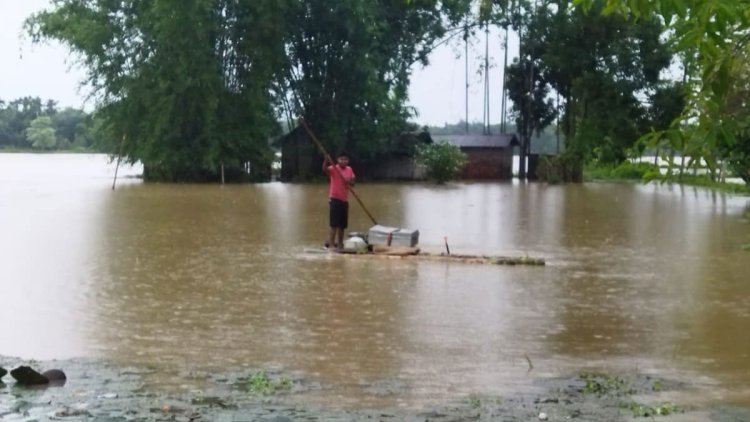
left=112, top=133, right=126, bottom=190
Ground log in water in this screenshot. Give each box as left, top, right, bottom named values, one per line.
left=337, top=245, right=546, bottom=266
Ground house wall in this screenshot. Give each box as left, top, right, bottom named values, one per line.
left=359, top=156, right=425, bottom=180
left=280, top=138, right=320, bottom=181
left=280, top=132, right=431, bottom=181
left=461, top=148, right=513, bottom=179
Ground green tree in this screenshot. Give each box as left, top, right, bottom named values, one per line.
left=26, top=116, right=57, bottom=150
left=44, top=99, right=58, bottom=116
left=723, top=46, right=750, bottom=183
left=0, top=96, right=44, bottom=148
left=573, top=0, right=750, bottom=182
left=416, top=141, right=468, bottom=184
left=641, top=81, right=686, bottom=169
left=526, top=1, right=671, bottom=166
left=279, top=0, right=471, bottom=167
left=469, top=0, right=672, bottom=180
left=505, top=57, right=557, bottom=160
left=27, top=0, right=289, bottom=182
left=27, top=1, right=472, bottom=182
left=52, top=108, right=90, bottom=149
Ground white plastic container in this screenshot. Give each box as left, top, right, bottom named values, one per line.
left=342, top=236, right=369, bottom=253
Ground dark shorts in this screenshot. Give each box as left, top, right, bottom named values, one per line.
left=329, top=198, right=349, bottom=229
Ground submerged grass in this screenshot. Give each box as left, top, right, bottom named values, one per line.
left=674, top=175, right=750, bottom=194
left=585, top=162, right=750, bottom=194
left=466, top=395, right=481, bottom=408
left=621, top=401, right=682, bottom=418
left=246, top=371, right=293, bottom=395
left=584, top=162, right=659, bottom=181
left=579, top=372, right=635, bottom=396
left=579, top=372, right=682, bottom=417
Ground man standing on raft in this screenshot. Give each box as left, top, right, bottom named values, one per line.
left=324, top=150, right=355, bottom=251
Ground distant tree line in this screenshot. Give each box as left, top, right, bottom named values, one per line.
left=0, top=97, right=97, bottom=151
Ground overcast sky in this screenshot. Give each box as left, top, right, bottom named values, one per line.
left=1, top=1, right=518, bottom=126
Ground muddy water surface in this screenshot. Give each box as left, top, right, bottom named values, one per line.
left=1, top=153, right=749, bottom=409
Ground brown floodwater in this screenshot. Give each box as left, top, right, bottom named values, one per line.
left=1, top=153, right=749, bottom=409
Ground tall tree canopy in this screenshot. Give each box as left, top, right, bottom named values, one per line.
left=279, top=0, right=470, bottom=161
left=0, top=97, right=44, bottom=148
left=503, top=0, right=672, bottom=167
left=27, top=0, right=290, bottom=182
left=25, top=116, right=57, bottom=150
left=573, top=0, right=750, bottom=179
left=26, top=0, right=472, bottom=181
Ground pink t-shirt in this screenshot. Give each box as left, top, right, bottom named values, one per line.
left=327, top=165, right=355, bottom=201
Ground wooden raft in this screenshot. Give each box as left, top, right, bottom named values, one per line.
left=338, top=245, right=545, bottom=266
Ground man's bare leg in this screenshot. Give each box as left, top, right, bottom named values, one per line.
left=328, top=227, right=337, bottom=250
left=336, top=228, right=345, bottom=250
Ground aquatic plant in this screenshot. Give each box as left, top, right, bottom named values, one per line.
left=246, top=371, right=292, bottom=395
left=466, top=395, right=481, bottom=408
left=579, top=372, right=634, bottom=396
left=621, top=401, right=681, bottom=417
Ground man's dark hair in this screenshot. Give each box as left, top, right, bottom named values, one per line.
left=336, top=150, right=349, bottom=158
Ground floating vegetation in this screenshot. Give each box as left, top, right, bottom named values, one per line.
left=579, top=372, right=634, bottom=396
left=246, top=371, right=293, bottom=395
left=741, top=243, right=750, bottom=251
left=621, top=401, right=682, bottom=417
left=466, top=395, right=481, bottom=408
left=577, top=373, right=682, bottom=417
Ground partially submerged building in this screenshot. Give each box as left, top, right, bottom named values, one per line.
left=277, top=129, right=430, bottom=181
left=278, top=129, right=519, bottom=181
left=432, top=133, right=519, bottom=180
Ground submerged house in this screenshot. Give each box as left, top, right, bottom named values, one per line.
left=277, top=128, right=518, bottom=181
left=277, top=128, right=430, bottom=181
left=356, top=131, right=430, bottom=180
left=276, top=126, right=320, bottom=182
left=432, top=134, right=519, bottom=180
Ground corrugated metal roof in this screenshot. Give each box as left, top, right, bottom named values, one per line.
left=432, top=134, right=519, bottom=148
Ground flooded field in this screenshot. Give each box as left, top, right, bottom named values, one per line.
left=1, top=153, right=749, bottom=414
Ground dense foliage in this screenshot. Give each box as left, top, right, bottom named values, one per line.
left=723, top=46, right=750, bottom=184
left=20, top=0, right=750, bottom=184
left=27, top=0, right=289, bottom=182
left=573, top=0, right=750, bottom=183
left=27, top=0, right=472, bottom=182
left=416, top=141, right=468, bottom=183
left=0, top=97, right=94, bottom=151
left=498, top=0, right=675, bottom=176
left=278, top=0, right=471, bottom=164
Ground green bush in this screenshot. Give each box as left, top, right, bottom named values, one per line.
left=416, top=142, right=467, bottom=184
